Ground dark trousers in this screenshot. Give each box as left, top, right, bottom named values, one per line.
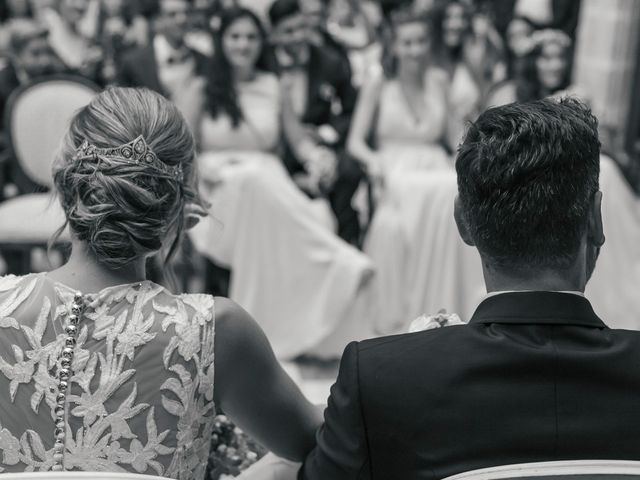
left=283, top=148, right=364, bottom=246
left=327, top=151, right=364, bottom=246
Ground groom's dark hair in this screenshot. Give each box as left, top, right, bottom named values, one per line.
left=456, top=97, right=601, bottom=270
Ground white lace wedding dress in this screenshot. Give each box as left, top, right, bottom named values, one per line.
left=0, top=273, right=215, bottom=479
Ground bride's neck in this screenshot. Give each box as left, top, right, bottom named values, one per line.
left=47, top=240, right=147, bottom=293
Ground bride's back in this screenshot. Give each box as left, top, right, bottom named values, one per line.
left=0, top=87, right=215, bottom=478
left=0, top=273, right=215, bottom=478
left=0, top=86, right=321, bottom=477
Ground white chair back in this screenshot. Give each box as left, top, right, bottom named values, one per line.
left=0, top=473, right=165, bottom=479
left=444, top=460, right=640, bottom=480
left=7, top=76, right=97, bottom=188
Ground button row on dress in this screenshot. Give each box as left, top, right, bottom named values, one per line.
left=52, top=291, right=84, bottom=472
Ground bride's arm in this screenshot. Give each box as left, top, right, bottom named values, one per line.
left=213, top=297, right=323, bottom=462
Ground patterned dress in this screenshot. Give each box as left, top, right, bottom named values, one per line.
left=0, top=273, right=216, bottom=479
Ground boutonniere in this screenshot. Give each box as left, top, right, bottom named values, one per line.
left=319, top=83, right=336, bottom=102
left=319, top=83, right=343, bottom=115
left=409, top=309, right=464, bottom=333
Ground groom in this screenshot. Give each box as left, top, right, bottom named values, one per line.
left=300, top=98, right=640, bottom=479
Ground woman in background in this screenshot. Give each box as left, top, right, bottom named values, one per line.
left=348, top=9, right=450, bottom=179
left=325, top=0, right=383, bottom=87
left=189, top=7, right=372, bottom=359
left=486, top=29, right=580, bottom=106
left=347, top=8, right=474, bottom=334
left=503, top=15, right=536, bottom=77
left=431, top=0, right=503, bottom=148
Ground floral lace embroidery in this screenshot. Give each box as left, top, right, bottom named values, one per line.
left=0, top=275, right=215, bottom=479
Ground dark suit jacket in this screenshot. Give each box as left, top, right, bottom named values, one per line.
left=117, top=42, right=208, bottom=96
left=300, top=292, right=640, bottom=480
left=280, top=44, right=357, bottom=175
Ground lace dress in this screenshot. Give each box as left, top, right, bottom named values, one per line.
left=0, top=273, right=215, bottom=479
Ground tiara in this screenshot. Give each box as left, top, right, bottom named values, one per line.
left=74, top=135, right=183, bottom=181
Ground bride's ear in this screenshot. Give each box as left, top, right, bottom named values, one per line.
left=454, top=196, right=475, bottom=247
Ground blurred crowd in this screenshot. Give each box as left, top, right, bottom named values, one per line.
left=0, top=0, right=585, bottom=236
left=1, top=0, right=616, bottom=357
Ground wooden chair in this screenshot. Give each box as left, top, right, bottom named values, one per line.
left=0, top=75, right=98, bottom=273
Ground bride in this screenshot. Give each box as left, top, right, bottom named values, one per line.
left=0, top=87, right=321, bottom=477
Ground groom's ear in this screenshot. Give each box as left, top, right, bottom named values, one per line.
left=588, top=190, right=605, bottom=248
left=454, top=196, right=475, bottom=247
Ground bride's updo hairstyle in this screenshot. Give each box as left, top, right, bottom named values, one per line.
left=52, top=87, right=200, bottom=269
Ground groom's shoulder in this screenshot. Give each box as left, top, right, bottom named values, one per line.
left=356, top=324, right=472, bottom=360
left=342, top=326, right=476, bottom=398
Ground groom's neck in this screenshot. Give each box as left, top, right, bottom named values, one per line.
left=483, top=264, right=587, bottom=294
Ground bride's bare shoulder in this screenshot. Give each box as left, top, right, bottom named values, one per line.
left=214, top=297, right=269, bottom=354
left=214, top=296, right=249, bottom=324
left=213, top=297, right=281, bottom=400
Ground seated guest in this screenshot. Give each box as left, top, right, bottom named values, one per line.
left=513, top=0, right=581, bottom=40
left=299, top=0, right=352, bottom=72
left=299, top=98, right=640, bottom=479
left=486, top=29, right=584, bottom=107
left=269, top=0, right=364, bottom=246
left=0, top=19, right=66, bottom=125
left=188, top=7, right=373, bottom=359
left=325, top=0, right=384, bottom=87
left=348, top=8, right=452, bottom=334
left=119, top=0, right=207, bottom=112
left=97, top=0, right=150, bottom=83
left=0, top=0, right=32, bottom=55
left=503, top=16, right=537, bottom=77
left=431, top=0, right=503, bottom=149
left=0, top=19, right=67, bottom=191
left=34, top=0, right=104, bottom=82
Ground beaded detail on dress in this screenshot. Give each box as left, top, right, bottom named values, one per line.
left=0, top=274, right=216, bottom=479
left=51, top=291, right=85, bottom=471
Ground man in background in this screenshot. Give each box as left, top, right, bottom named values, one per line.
left=270, top=0, right=363, bottom=246
left=119, top=0, right=207, bottom=103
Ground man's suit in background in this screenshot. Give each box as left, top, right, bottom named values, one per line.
left=279, top=44, right=364, bottom=245
left=118, top=37, right=207, bottom=100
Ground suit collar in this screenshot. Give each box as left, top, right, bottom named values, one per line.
left=470, top=291, right=606, bottom=328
